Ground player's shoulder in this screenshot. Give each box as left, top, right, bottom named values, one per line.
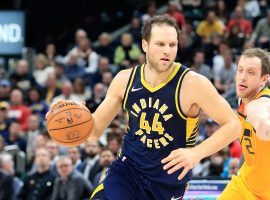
left=112, top=68, right=133, bottom=85
left=183, top=70, right=212, bottom=88
left=108, top=68, right=135, bottom=96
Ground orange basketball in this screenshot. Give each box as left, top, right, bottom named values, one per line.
left=46, top=101, right=93, bottom=147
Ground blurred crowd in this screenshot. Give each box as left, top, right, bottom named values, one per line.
left=0, top=0, right=269, bottom=199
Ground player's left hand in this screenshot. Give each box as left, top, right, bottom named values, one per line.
left=161, top=148, right=201, bottom=180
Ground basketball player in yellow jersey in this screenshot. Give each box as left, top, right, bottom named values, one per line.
left=219, top=48, right=270, bottom=200
left=49, top=16, right=242, bottom=199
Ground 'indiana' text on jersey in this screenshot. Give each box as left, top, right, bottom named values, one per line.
left=121, top=63, right=199, bottom=186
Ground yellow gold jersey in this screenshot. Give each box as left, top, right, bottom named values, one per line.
left=237, top=87, right=270, bottom=199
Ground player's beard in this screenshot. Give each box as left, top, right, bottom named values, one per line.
left=236, top=86, right=261, bottom=100
left=147, top=55, right=175, bottom=73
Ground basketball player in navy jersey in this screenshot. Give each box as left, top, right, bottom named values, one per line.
left=50, top=15, right=241, bottom=200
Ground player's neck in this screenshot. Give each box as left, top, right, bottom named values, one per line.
left=144, top=63, right=176, bottom=88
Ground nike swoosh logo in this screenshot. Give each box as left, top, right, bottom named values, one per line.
left=171, top=196, right=182, bottom=200
left=131, top=87, right=143, bottom=92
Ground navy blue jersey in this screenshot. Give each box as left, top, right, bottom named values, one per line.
left=121, top=62, right=199, bottom=187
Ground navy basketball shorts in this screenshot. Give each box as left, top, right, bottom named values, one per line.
left=90, top=155, right=187, bottom=200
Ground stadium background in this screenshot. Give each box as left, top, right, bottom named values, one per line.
left=0, top=0, right=269, bottom=199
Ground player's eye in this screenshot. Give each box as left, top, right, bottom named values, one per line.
left=248, top=71, right=254, bottom=75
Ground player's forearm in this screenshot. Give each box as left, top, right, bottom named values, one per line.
left=193, top=119, right=241, bottom=160
left=247, top=111, right=270, bottom=141
left=87, top=114, right=109, bottom=142
left=87, top=120, right=101, bottom=142
left=246, top=98, right=270, bottom=141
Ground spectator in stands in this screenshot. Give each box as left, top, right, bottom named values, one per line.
left=78, top=141, right=102, bottom=185
left=141, top=1, right=156, bottom=23
left=214, top=50, right=236, bottom=95
left=18, top=148, right=56, bottom=200
left=0, top=158, right=14, bottom=200
left=93, top=148, right=115, bottom=188
left=102, top=71, right=113, bottom=89
left=52, top=81, right=81, bottom=103
left=0, top=80, right=12, bottom=102
left=52, top=156, right=92, bottom=200
left=66, top=28, right=88, bottom=54
left=229, top=140, right=242, bottom=158
left=94, top=32, right=115, bottom=63
left=26, top=114, right=42, bottom=164
left=68, top=147, right=82, bottom=170
left=250, top=9, right=270, bottom=49
left=129, top=17, right=142, bottom=45
left=208, top=152, right=224, bottom=178
left=190, top=51, right=213, bottom=81
left=64, top=53, right=85, bottom=83
left=44, top=42, right=57, bottom=66
left=177, top=23, right=194, bottom=66
left=181, top=0, right=204, bottom=20
left=27, top=87, right=49, bottom=119
left=212, top=41, right=231, bottom=79
left=98, top=57, right=113, bottom=74
left=9, top=59, right=37, bottom=92
left=86, top=83, right=106, bottom=112
left=74, top=29, right=88, bottom=48
left=215, top=0, right=229, bottom=24
left=73, top=78, right=91, bottom=101
left=0, top=152, right=23, bottom=198
left=0, top=101, right=12, bottom=142
left=33, top=54, right=54, bottom=87
left=196, top=10, right=225, bottom=41
left=114, top=33, right=141, bottom=68
left=8, top=89, right=31, bottom=131
left=67, top=37, right=99, bottom=75
left=35, top=134, right=49, bottom=149
left=166, top=0, right=186, bottom=29
left=107, top=132, right=122, bottom=156
left=225, top=6, right=252, bottom=49
left=45, top=140, right=61, bottom=175
left=237, top=0, right=260, bottom=20
left=43, top=72, right=62, bottom=104
left=6, top=121, right=26, bottom=152
left=228, top=157, right=240, bottom=177
left=53, top=57, right=69, bottom=87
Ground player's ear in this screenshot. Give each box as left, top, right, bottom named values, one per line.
left=142, top=39, right=148, bottom=53
left=261, top=74, right=269, bottom=87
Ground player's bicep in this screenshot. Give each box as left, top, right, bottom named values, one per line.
left=89, top=70, right=130, bottom=139
left=195, top=76, right=237, bottom=126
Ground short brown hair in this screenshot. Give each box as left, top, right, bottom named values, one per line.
left=242, top=48, right=270, bottom=76
left=141, top=15, right=181, bottom=44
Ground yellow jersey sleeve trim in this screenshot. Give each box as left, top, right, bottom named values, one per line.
left=175, top=68, right=190, bottom=120
left=123, top=66, right=138, bottom=110
left=141, top=62, right=181, bottom=92
left=90, top=183, right=104, bottom=199
left=186, top=117, right=199, bottom=144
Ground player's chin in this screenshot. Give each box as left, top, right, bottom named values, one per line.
left=159, top=62, right=173, bottom=72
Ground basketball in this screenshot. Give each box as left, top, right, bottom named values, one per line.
left=46, top=100, right=93, bottom=147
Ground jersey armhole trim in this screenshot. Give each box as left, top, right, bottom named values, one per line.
left=175, top=68, right=190, bottom=120
left=122, top=66, right=138, bottom=110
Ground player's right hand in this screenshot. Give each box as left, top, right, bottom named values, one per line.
left=45, top=99, right=86, bottom=119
